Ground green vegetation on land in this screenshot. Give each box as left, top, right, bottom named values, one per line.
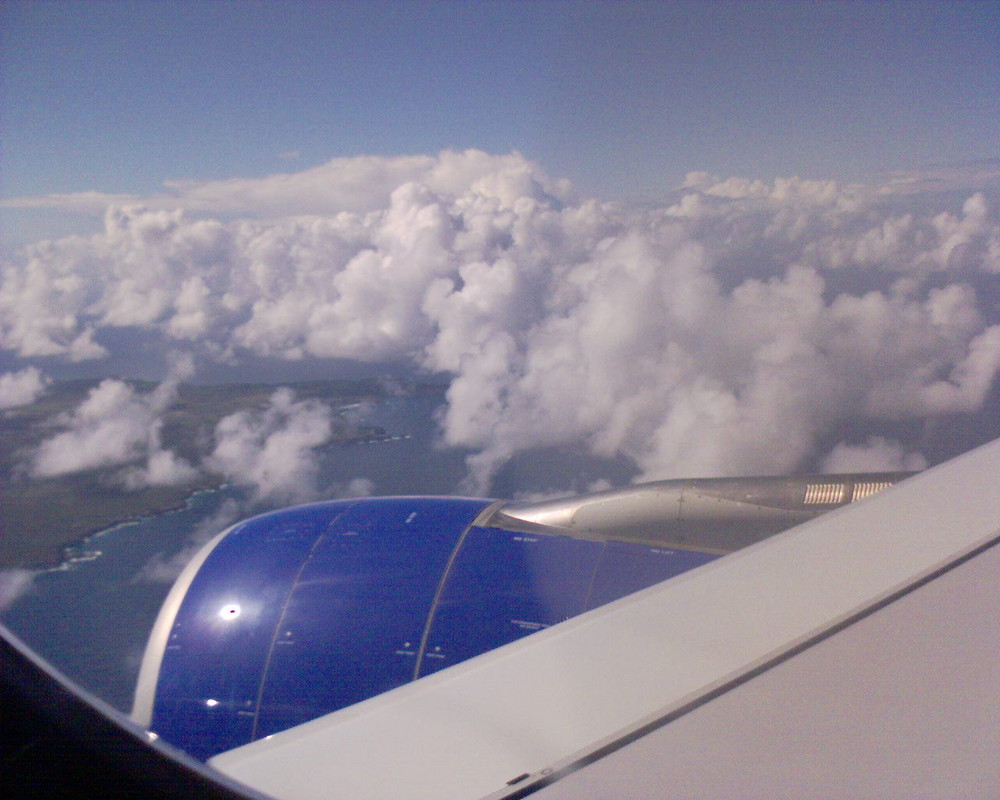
left=0, top=379, right=416, bottom=568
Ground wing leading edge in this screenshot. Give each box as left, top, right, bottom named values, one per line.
left=209, top=438, right=1000, bottom=800
left=132, top=473, right=909, bottom=760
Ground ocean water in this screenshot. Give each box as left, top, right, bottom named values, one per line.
left=1, top=392, right=632, bottom=711
left=1, top=395, right=471, bottom=711
left=2, top=488, right=239, bottom=710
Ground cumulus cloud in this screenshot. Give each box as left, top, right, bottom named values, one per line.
left=0, top=568, right=36, bottom=612
left=206, top=388, right=335, bottom=504
left=31, top=379, right=154, bottom=476
left=821, top=436, right=928, bottom=473
left=335, top=476, right=376, bottom=498
left=0, top=366, right=49, bottom=409
left=30, top=354, right=198, bottom=487
left=879, top=159, right=1000, bottom=196
left=3, top=152, right=1000, bottom=494
left=2, top=149, right=566, bottom=219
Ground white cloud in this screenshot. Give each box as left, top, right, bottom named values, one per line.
left=206, top=388, right=335, bottom=504
left=134, top=475, right=374, bottom=585
left=120, top=448, right=201, bottom=491
left=0, top=367, right=49, bottom=409
left=0, top=568, right=36, bottom=612
left=31, top=379, right=154, bottom=476
left=821, top=436, right=928, bottom=473
left=134, top=498, right=244, bottom=583
left=1, top=190, right=143, bottom=213
left=879, top=160, right=1000, bottom=196
left=3, top=153, right=1000, bottom=494
left=2, top=149, right=565, bottom=219
left=336, top=477, right=376, bottom=498
left=30, top=355, right=198, bottom=487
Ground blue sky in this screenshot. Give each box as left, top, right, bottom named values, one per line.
left=2, top=0, right=997, bottom=213
left=1, top=1, right=999, bottom=485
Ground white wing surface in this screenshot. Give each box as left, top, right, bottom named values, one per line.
left=210, top=438, right=1000, bottom=800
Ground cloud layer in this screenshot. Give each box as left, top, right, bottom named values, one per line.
left=25, top=366, right=350, bottom=505
left=0, top=367, right=49, bottom=410
left=207, top=388, right=337, bottom=504
left=4, top=150, right=1000, bottom=492
left=30, top=355, right=197, bottom=487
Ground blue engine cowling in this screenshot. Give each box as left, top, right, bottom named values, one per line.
left=134, top=497, right=719, bottom=760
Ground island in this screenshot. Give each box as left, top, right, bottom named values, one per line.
left=0, top=379, right=431, bottom=568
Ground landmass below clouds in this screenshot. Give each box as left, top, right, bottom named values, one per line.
left=206, top=387, right=337, bottom=505
left=29, top=355, right=197, bottom=487
left=23, top=372, right=349, bottom=505
left=3, top=150, right=1000, bottom=492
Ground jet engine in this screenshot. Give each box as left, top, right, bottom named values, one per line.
left=133, top=473, right=908, bottom=760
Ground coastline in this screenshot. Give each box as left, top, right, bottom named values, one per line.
left=0, top=479, right=226, bottom=570
left=0, top=378, right=431, bottom=570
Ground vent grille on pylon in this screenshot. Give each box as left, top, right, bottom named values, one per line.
left=803, top=483, right=847, bottom=504
left=851, top=481, right=894, bottom=502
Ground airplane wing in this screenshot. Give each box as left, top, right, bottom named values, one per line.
left=129, top=441, right=1000, bottom=800
left=2, top=442, right=996, bottom=799
left=130, top=472, right=910, bottom=758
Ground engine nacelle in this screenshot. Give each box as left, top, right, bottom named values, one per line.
left=132, top=496, right=719, bottom=760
